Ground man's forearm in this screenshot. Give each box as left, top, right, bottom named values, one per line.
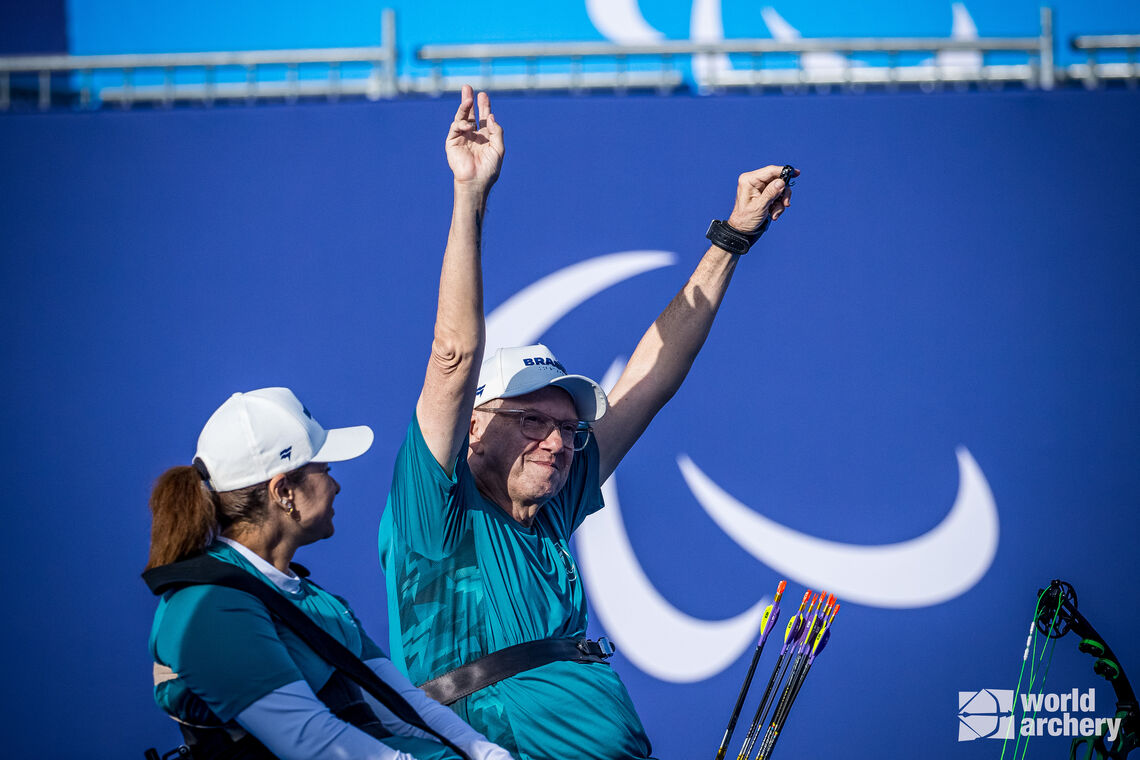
left=638, top=244, right=739, bottom=398
left=596, top=245, right=740, bottom=476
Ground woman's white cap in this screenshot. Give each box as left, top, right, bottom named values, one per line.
left=194, top=387, right=374, bottom=492
left=474, top=344, right=608, bottom=422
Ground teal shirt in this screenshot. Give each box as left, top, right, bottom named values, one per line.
left=149, top=541, right=385, bottom=723
left=379, top=415, right=653, bottom=760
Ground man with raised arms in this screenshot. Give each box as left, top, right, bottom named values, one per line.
left=379, top=85, right=796, bottom=759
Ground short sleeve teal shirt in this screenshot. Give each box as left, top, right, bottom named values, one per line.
left=378, top=415, right=653, bottom=760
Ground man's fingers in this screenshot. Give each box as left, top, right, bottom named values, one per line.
left=739, top=165, right=786, bottom=189
left=477, top=90, right=492, bottom=123
left=740, top=165, right=801, bottom=192
left=487, top=118, right=505, bottom=154
left=775, top=184, right=792, bottom=208
left=739, top=166, right=798, bottom=214
left=454, top=84, right=475, bottom=123
left=770, top=185, right=794, bottom=221
left=726, top=164, right=797, bottom=228
left=448, top=119, right=476, bottom=141
left=756, top=179, right=787, bottom=210
left=477, top=90, right=503, bottom=151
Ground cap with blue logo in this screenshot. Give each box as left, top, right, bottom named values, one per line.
left=475, top=344, right=608, bottom=422
left=194, top=387, right=374, bottom=492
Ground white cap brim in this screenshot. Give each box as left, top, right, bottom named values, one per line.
left=312, top=425, right=375, bottom=463
left=548, top=374, right=608, bottom=422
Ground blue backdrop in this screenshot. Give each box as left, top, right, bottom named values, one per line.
left=1, top=88, right=1138, bottom=757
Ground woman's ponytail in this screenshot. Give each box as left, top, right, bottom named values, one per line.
left=146, top=465, right=217, bottom=570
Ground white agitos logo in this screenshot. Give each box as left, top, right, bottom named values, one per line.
left=585, top=0, right=983, bottom=86
left=486, top=251, right=1000, bottom=683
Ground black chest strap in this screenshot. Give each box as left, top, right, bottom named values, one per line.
left=143, top=554, right=471, bottom=760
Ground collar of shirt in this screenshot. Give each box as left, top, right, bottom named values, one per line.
left=217, top=536, right=302, bottom=595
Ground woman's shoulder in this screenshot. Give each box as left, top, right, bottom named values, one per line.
left=153, top=582, right=274, bottom=653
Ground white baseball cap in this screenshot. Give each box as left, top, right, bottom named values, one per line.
left=475, top=344, right=608, bottom=422
left=194, top=387, right=374, bottom=492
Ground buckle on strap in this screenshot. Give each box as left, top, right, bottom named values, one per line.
left=576, top=636, right=616, bottom=659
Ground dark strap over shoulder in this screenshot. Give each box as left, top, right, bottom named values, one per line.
left=419, top=637, right=613, bottom=706
left=143, top=554, right=471, bottom=760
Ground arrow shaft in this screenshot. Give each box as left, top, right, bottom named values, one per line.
left=761, top=659, right=816, bottom=759
left=715, top=641, right=766, bottom=760
left=755, top=651, right=810, bottom=759
left=736, top=649, right=792, bottom=760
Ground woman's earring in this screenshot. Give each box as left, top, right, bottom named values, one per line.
left=282, top=500, right=297, bottom=518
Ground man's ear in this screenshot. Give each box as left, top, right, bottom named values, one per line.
left=468, top=414, right=483, bottom=453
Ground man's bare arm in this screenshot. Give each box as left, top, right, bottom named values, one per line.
left=594, top=166, right=797, bottom=481
left=416, top=85, right=505, bottom=474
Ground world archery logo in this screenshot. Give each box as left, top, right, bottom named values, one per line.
left=959, top=688, right=1121, bottom=743
left=958, top=689, right=1014, bottom=740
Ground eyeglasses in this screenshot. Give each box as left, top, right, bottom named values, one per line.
left=478, top=408, right=593, bottom=451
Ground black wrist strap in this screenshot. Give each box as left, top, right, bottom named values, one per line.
left=706, top=218, right=769, bottom=255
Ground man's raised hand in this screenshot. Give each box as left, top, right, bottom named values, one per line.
left=726, top=165, right=799, bottom=234
left=446, top=84, right=505, bottom=191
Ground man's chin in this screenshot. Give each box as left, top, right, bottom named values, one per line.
left=536, top=478, right=568, bottom=501
left=517, top=479, right=565, bottom=506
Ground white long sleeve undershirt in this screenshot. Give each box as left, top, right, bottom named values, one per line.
left=235, top=663, right=511, bottom=760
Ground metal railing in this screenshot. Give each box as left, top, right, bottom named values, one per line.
left=0, top=9, right=397, bottom=110
left=1068, top=34, right=1140, bottom=87
left=416, top=8, right=1057, bottom=94
left=1, top=7, right=1138, bottom=111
